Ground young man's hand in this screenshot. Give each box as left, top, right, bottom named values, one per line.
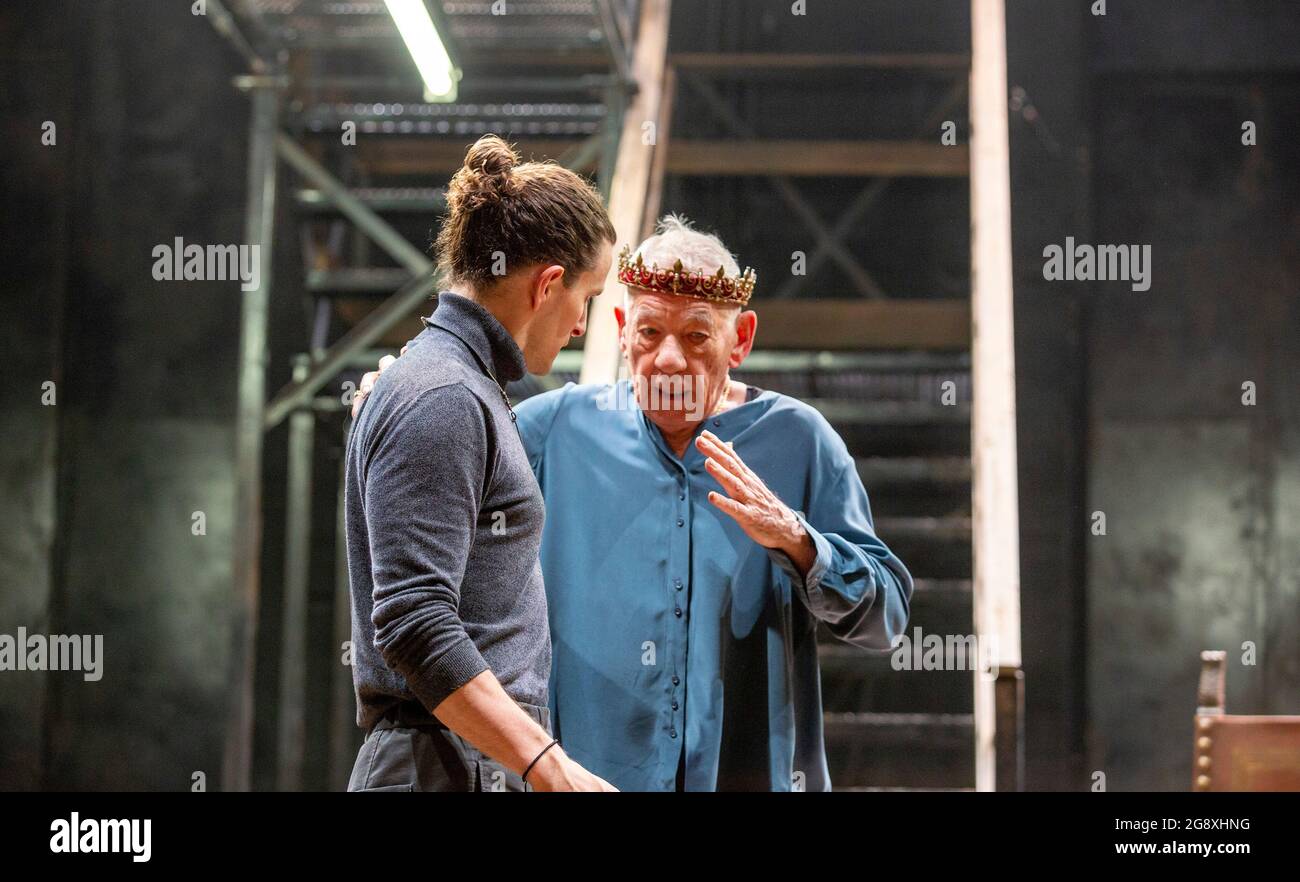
left=528, top=747, right=620, bottom=792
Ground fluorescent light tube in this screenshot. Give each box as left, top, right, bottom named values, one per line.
left=384, top=0, right=459, bottom=102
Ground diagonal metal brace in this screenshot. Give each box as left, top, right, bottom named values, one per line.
left=206, top=0, right=270, bottom=74
left=772, top=80, right=968, bottom=298
left=263, top=271, right=441, bottom=430
left=680, top=72, right=884, bottom=298
left=263, top=136, right=605, bottom=430
left=275, top=134, right=434, bottom=276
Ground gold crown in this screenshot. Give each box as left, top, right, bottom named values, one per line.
left=616, top=244, right=756, bottom=305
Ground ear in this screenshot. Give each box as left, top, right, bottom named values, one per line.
left=531, top=264, right=567, bottom=312
left=729, top=310, right=757, bottom=369
left=614, top=304, right=629, bottom=357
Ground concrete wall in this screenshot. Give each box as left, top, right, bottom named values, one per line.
left=0, top=0, right=262, bottom=790
left=1085, top=58, right=1300, bottom=789
left=1006, top=0, right=1092, bottom=790
left=0, top=0, right=70, bottom=790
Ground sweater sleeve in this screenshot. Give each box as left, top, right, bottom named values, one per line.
left=770, top=460, right=913, bottom=650
left=363, top=382, right=493, bottom=711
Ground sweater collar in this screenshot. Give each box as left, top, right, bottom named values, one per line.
left=425, top=292, right=528, bottom=385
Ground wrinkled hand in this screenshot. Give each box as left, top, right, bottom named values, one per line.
left=350, top=345, right=406, bottom=418
left=696, top=430, right=817, bottom=576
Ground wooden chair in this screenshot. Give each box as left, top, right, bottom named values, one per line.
left=1193, top=650, right=1300, bottom=791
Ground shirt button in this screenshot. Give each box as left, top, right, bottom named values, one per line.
left=672, top=675, right=680, bottom=686
left=679, top=493, right=685, bottom=501
left=676, top=518, right=684, bottom=527
left=674, top=607, right=682, bottom=618
left=669, top=728, right=678, bottom=739
left=671, top=700, right=679, bottom=711
left=673, top=578, right=683, bottom=591
left=713, top=420, right=721, bottom=427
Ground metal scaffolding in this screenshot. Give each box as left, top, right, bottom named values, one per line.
left=206, top=0, right=639, bottom=791
left=208, top=0, right=1023, bottom=794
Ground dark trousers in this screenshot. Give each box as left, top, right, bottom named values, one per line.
left=347, top=699, right=552, bottom=792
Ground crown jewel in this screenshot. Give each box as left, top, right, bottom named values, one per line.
left=616, top=245, right=756, bottom=305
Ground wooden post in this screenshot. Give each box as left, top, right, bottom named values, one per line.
left=970, top=0, right=1023, bottom=792
left=579, top=0, right=673, bottom=386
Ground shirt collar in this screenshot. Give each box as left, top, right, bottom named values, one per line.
left=424, top=292, right=528, bottom=385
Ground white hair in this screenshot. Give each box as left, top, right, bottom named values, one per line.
left=636, top=214, right=740, bottom=277
left=623, top=215, right=744, bottom=323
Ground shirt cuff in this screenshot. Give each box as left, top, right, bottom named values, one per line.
left=406, top=637, right=490, bottom=712
left=767, top=510, right=833, bottom=605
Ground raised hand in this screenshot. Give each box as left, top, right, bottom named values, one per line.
left=696, top=429, right=817, bottom=576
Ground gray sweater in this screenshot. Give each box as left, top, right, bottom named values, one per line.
left=344, top=293, right=550, bottom=731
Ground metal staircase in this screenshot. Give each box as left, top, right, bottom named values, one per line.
left=734, top=350, right=976, bottom=790
left=213, top=0, right=1021, bottom=792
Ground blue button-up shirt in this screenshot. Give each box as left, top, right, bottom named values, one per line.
left=516, top=381, right=912, bottom=791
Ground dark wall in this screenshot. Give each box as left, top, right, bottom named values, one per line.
left=1006, top=0, right=1091, bottom=791
left=0, top=0, right=72, bottom=791
left=1005, top=0, right=1300, bottom=792
left=1084, top=9, right=1300, bottom=788
left=0, top=0, right=278, bottom=790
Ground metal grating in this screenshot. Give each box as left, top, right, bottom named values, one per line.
left=246, top=0, right=627, bottom=53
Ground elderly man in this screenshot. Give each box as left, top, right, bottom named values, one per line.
left=358, top=216, right=912, bottom=791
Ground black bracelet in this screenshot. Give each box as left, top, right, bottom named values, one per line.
left=522, top=739, right=560, bottom=784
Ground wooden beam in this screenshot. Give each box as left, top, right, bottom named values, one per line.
left=970, top=0, right=1023, bottom=793
left=752, top=299, right=971, bottom=351
left=580, top=0, right=673, bottom=385
left=666, top=141, right=968, bottom=177
left=670, top=52, right=970, bottom=72
left=640, top=65, right=677, bottom=241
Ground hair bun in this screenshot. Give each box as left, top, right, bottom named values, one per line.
left=449, top=135, right=519, bottom=210
left=464, top=134, right=519, bottom=178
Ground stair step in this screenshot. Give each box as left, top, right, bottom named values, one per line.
left=737, top=350, right=970, bottom=374
left=823, top=712, right=973, bottom=744
left=834, top=786, right=976, bottom=792
left=824, top=712, right=975, bottom=789
left=875, top=515, right=971, bottom=542
left=878, top=521, right=972, bottom=580
left=857, top=456, right=971, bottom=485
left=746, top=299, right=970, bottom=351
left=817, top=646, right=976, bottom=714
left=912, top=578, right=972, bottom=597
left=807, top=399, right=970, bottom=426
